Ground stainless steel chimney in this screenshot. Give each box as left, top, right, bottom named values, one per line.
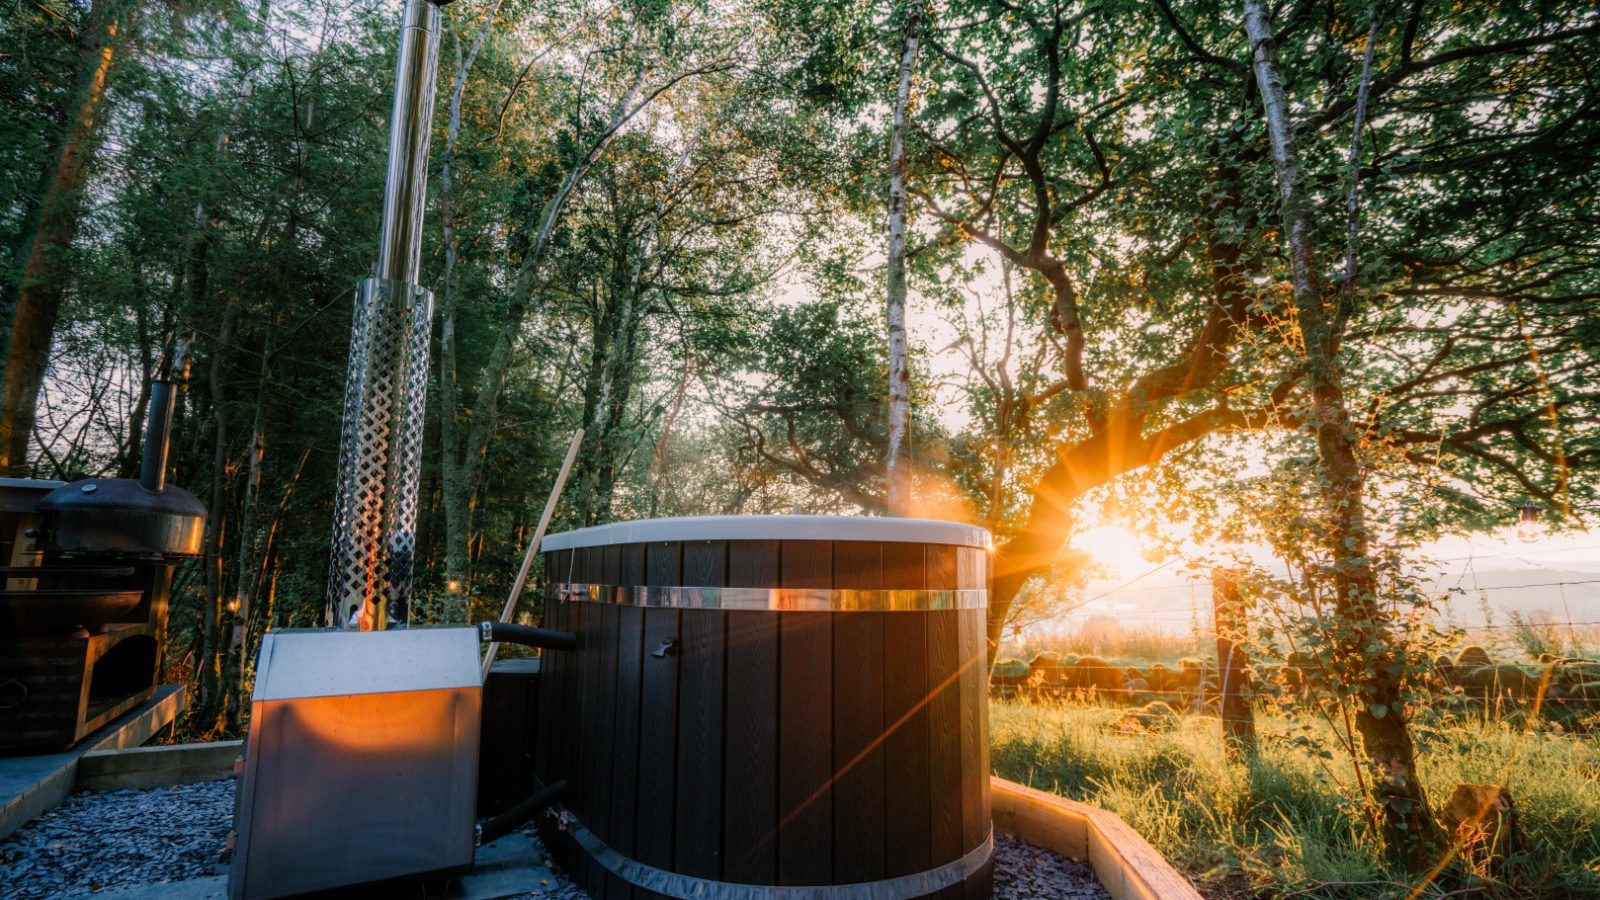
left=327, top=0, right=450, bottom=631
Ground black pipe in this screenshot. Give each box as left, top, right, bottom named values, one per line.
left=477, top=621, right=577, bottom=651
left=474, top=779, right=567, bottom=847
left=138, top=380, right=176, bottom=492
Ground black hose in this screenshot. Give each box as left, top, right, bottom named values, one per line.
left=475, top=779, right=568, bottom=847
left=477, top=621, right=577, bottom=651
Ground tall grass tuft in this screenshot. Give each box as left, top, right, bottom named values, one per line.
left=990, top=699, right=1600, bottom=899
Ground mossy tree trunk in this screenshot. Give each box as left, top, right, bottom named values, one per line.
left=1242, top=0, right=1445, bottom=866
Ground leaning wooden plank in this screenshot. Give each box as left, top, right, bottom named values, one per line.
left=76, top=740, right=242, bottom=792
left=482, top=429, right=583, bottom=678
left=990, top=777, right=1201, bottom=900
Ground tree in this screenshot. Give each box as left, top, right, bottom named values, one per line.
left=435, top=0, right=749, bottom=594
left=1243, top=0, right=1444, bottom=861
left=1, top=0, right=133, bottom=474
left=883, top=0, right=925, bottom=516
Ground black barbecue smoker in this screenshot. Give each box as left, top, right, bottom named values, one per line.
left=0, top=378, right=204, bottom=753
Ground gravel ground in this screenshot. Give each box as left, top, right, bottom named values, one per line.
left=0, top=781, right=1108, bottom=900
left=504, top=823, right=589, bottom=899
left=0, top=778, right=235, bottom=900
left=993, top=832, right=1110, bottom=899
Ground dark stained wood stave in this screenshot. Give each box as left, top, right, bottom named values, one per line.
left=533, top=549, right=567, bottom=786
left=722, top=542, right=780, bottom=884
left=960, top=542, right=994, bottom=898
left=722, top=610, right=778, bottom=884
left=832, top=609, right=887, bottom=884
left=606, top=540, right=648, bottom=900
left=956, top=547, right=986, bottom=592
left=621, top=542, right=646, bottom=588
left=777, top=609, right=832, bottom=886
left=882, top=541, right=933, bottom=879
left=573, top=596, right=600, bottom=894
left=646, top=541, right=681, bottom=588
left=675, top=541, right=727, bottom=879
left=636, top=535, right=684, bottom=882
left=925, top=544, right=958, bottom=592
left=777, top=538, right=834, bottom=886
left=832, top=542, right=886, bottom=884
left=476, top=660, right=528, bottom=819
left=882, top=542, right=926, bottom=591
left=603, top=544, right=622, bottom=587
left=682, top=540, right=727, bottom=587
left=635, top=603, right=681, bottom=874
left=926, top=608, right=965, bottom=900
left=571, top=537, right=602, bottom=872
left=726, top=540, right=778, bottom=591
left=958, top=607, right=988, bottom=856
left=553, top=550, right=576, bottom=789
left=589, top=603, right=621, bottom=898
left=675, top=609, right=726, bottom=879
left=607, top=603, right=646, bottom=900
left=779, top=539, right=831, bottom=589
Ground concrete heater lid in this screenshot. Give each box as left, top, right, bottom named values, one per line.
left=542, top=514, right=992, bottom=551
left=251, top=628, right=481, bottom=702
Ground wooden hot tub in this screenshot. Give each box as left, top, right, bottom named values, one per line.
left=535, top=515, right=993, bottom=899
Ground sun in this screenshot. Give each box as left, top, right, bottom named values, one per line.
left=1073, top=525, right=1149, bottom=580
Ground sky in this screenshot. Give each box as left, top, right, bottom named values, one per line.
left=1046, top=526, right=1600, bottom=637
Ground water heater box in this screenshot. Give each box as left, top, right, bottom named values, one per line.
left=228, top=628, right=482, bottom=900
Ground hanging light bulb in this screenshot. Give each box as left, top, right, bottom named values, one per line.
left=1516, top=503, right=1544, bottom=544
left=445, top=577, right=462, bottom=594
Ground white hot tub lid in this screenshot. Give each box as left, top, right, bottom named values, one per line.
left=541, top=515, right=991, bottom=551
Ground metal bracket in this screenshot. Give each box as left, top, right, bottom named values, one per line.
left=650, top=638, right=677, bottom=659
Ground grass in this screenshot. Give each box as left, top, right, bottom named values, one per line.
left=990, top=698, right=1600, bottom=899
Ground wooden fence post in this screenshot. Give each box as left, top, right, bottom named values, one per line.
left=1213, top=570, right=1257, bottom=759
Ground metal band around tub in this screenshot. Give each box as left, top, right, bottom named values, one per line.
left=562, top=811, right=994, bottom=899
left=557, top=583, right=987, bottom=611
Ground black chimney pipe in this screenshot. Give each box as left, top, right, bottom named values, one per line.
left=138, top=379, right=176, bottom=492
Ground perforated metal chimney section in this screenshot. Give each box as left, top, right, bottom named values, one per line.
left=327, top=280, right=432, bottom=629
left=326, top=0, right=448, bottom=630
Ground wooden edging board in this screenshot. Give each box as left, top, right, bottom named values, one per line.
left=75, top=740, right=241, bottom=792
left=991, top=776, right=1202, bottom=900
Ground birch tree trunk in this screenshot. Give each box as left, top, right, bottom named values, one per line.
left=0, top=0, right=126, bottom=474
left=1242, top=0, right=1445, bottom=865
left=884, top=0, right=924, bottom=517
